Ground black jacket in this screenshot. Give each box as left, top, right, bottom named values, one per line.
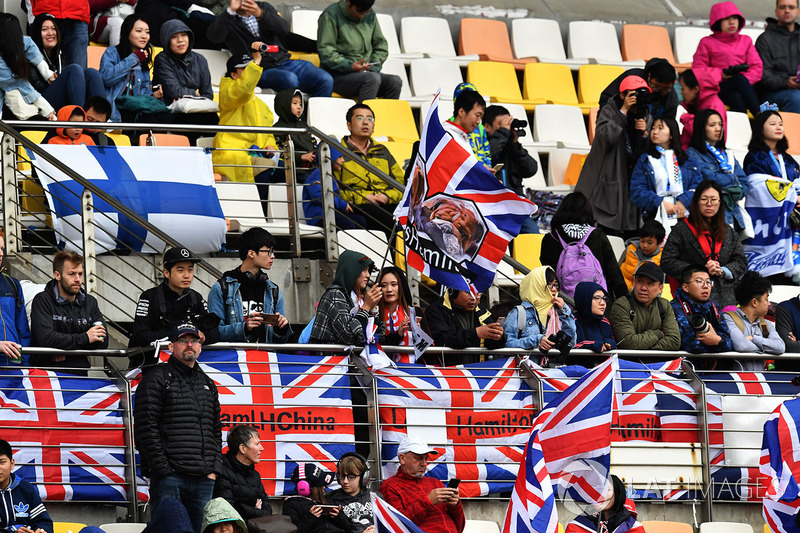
left=756, top=17, right=800, bottom=92
left=154, top=19, right=214, bottom=103
left=133, top=356, right=222, bottom=479
left=488, top=127, right=538, bottom=196
left=30, top=279, right=108, bottom=371
left=282, top=495, right=351, bottom=533
left=214, top=450, right=273, bottom=520
left=328, top=488, right=372, bottom=533
left=598, top=59, right=678, bottom=120
left=129, top=281, right=219, bottom=355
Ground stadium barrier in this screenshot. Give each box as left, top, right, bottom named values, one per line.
left=1, top=345, right=797, bottom=522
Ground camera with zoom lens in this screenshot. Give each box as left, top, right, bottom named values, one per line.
left=539, top=330, right=572, bottom=365
left=690, top=315, right=710, bottom=335
left=510, top=118, right=527, bottom=138
left=627, top=87, right=651, bottom=119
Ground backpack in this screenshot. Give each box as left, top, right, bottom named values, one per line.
left=555, top=228, right=607, bottom=299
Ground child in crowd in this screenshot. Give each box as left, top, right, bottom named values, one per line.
left=201, top=498, right=247, bottom=533
left=620, top=220, right=666, bottom=290
left=0, top=438, right=54, bottom=533
left=693, top=1, right=763, bottom=118
left=630, top=117, right=695, bottom=225
left=573, top=281, right=616, bottom=358
left=283, top=463, right=351, bottom=533
left=678, top=69, right=701, bottom=150
left=328, top=453, right=375, bottom=533
left=48, top=105, right=95, bottom=146
left=744, top=109, right=800, bottom=181
left=274, top=88, right=317, bottom=182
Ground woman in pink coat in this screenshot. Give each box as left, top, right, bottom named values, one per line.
left=692, top=1, right=763, bottom=118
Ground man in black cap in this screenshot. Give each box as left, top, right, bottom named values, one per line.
left=128, top=247, right=219, bottom=363
left=133, top=322, right=222, bottom=533
left=610, top=261, right=681, bottom=350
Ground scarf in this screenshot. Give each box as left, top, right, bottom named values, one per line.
left=686, top=220, right=723, bottom=261
left=706, top=142, right=733, bottom=173
left=650, top=147, right=683, bottom=196
left=382, top=305, right=412, bottom=347
left=769, top=151, right=788, bottom=180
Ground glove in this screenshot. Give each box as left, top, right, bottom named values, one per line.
left=723, top=63, right=749, bottom=76
left=132, top=48, right=148, bottom=63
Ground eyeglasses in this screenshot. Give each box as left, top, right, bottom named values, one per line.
left=257, top=248, right=275, bottom=257
left=174, top=338, right=201, bottom=345
left=547, top=282, right=559, bottom=290
left=592, top=295, right=609, bottom=302
left=342, top=474, right=359, bottom=481
left=690, top=278, right=714, bottom=288
left=699, top=197, right=720, bottom=205
left=352, top=115, right=375, bottom=123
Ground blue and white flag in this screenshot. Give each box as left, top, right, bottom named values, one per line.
left=743, top=174, right=798, bottom=277
left=31, top=145, right=226, bottom=254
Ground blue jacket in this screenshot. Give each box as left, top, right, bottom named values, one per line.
left=685, top=147, right=749, bottom=228
left=0, top=37, right=47, bottom=105
left=0, top=473, right=53, bottom=533
left=207, top=270, right=292, bottom=343
left=743, top=149, right=800, bottom=181
left=503, top=300, right=576, bottom=350
left=670, top=287, right=733, bottom=354
left=0, top=272, right=31, bottom=365
left=629, top=152, right=696, bottom=218
left=302, top=168, right=349, bottom=226
left=99, top=45, right=154, bottom=122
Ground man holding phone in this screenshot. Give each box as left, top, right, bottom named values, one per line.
left=317, top=0, right=402, bottom=102
left=208, top=227, right=291, bottom=343
left=380, top=436, right=465, bottom=533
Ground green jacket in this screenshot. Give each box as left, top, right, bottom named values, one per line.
left=317, top=0, right=389, bottom=74
left=201, top=497, right=248, bottom=533
left=610, top=293, right=681, bottom=351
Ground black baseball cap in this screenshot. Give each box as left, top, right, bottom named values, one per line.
left=170, top=322, right=200, bottom=342
left=163, top=247, right=200, bottom=269
left=226, top=53, right=252, bottom=76
left=633, top=261, right=665, bottom=283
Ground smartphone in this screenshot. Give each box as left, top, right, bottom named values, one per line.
left=496, top=317, right=506, bottom=327
left=260, top=313, right=279, bottom=325
left=317, top=504, right=339, bottom=514
left=151, top=83, right=161, bottom=92
left=492, top=163, right=504, bottom=172
left=446, top=478, right=461, bottom=489
left=366, top=62, right=380, bottom=67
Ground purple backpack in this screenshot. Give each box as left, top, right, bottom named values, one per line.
left=555, top=228, right=607, bottom=298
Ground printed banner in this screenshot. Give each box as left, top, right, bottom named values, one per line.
left=742, top=174, right=797, bottom=277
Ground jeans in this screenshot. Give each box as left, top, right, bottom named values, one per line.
left=332, top=71, right=402, bottom=102
left=42, top=65, right=105, bottom=110
left=763, top=88, right=800, bottom=114
left=718, top=73, right=760, bottom=117
left=56, top=19, right=89, bottom=68
left=259, top=60, right=334, bottom=97
left=150, top=474, right=215, bottom=533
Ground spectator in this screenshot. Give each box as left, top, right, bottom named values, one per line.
left=380, top=436, right=465, bottom=533
left=744, top=109, right=800, bottom=180
left=30, top=250, right=108, bottom=374
left=129, top=246, right=220, bottom=363
left=47, top=105, right=96, bottom=146
left=377, top=266, right=432, bottom=359
left=599, top=57, right=678, bottom=119
left=214, top=425, right=272, bottom=521
left=685, top=109, right=750, bottom=231
left=756, top=0, right=800, bottom=113
left=134, top=322, right=222, bottom=533
left=573, top=281, right=616, bottom=356
left=302, top=145, right=367, bottom=230
left=576, top=76, right=651, bottom=237
left=89, top=0, right=136, bottom=46
left=309, top=250, right=383, bottom=345
left=629, top=117, right=695, bottom=225
left=283, top=463, right=350, bottom=533
left=610, top=261, right=681, bottom=350
left=202, top=498, right=247, bottom=533
left=31, top=0, right=90, bottom=68
left=661, top=180, right=748, bottom=308
left=670, top=265, right=733, bottom=358
left=425, top=288, right=505, bottom=363
left=0, top=14, right=56, bottom=121
left=207, top=227, right=291, bottom=343
left=693, top=1, right=763, bottom=117
left=0, top=229, right=31, bottom=366
left=620, top=220, right=666, bottom=291
left=141, top=497, right=194, bottom=533
left=503, top=266, right=576, bottom=359
left=336, top=103, right=405, bottom=234
left=724, top=271, right=785, bottom=370
left=153, top=20, right=214, bottom=107
left=208, top=0, right=333, bottom=97
left=29, top=13, right=105, bottom=112
left=483, top=104, right=539, bottom=233
left=0, top=438, right=54, bottom=533
left=678, top=69, right=703, bottom=150
left=443, top=89, right=490, bottom=168
left=452, top=83, right=491, bottom=168
left=540, top=192, right=628, bottom=300
left=99, top=14, right=164, bottom=122
left=83, top=96, right=117, bottom=146
left=317, top=0, right=400, bottom=102
left=565, top=475, right=644, bottom=533
left=135, top=0, right=217, bottom=49
left=273, top=88, right=317, bottom=182
left=328, top=453, right=375, bottom=533
left=776, top=292, right=800, bottom=360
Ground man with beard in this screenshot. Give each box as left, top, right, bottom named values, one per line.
left=30, top=250, right=108, bottom=374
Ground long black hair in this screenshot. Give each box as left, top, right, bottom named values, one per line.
left=0, top=14, right=29, bottom=80
left=646, top=116, right=687, bottom=165
left=116, top=15, right=153, bottom=72
left=689, top=108, right=727, bottom=152
left=748, top=109, right=790, bottom=154
left=30, top=13, right=61, bottom=67
left=550, top=191, right=596, bottom=230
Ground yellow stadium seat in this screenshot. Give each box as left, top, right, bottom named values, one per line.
left=621, top=24, right=690, bottom=71
left=764, top=524, right=773, bottom=533
left=523, top=63, right=581, bottom=108
left=149, top=46, right=163, bottom=77
left=17, top=130, right=47, bottom=172
left=642, top=521, right=693, bottom=533
left=87, top=44, right=106, bottom=70
left=54, top=523, right=88, bottom=533
left=288, top=51, right=320, bottom=67
left=578, top=64, right=625, bottom=111
left=382, top=141, right=414, bottom=169
left=466, top=61, right=544, bottom=112
left=558, top=524, right=565, bottom=533
left=512, top=233, right=544, bottom=274
left=362, top=99, right=419, bottom=142
left=106, top=132, right=132, bottom=146
left=458, top=18, right=537, bottom=70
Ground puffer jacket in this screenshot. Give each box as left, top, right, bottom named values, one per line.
left=328, top=488, right=373, bottom=533
left=99, top=44, right=154, bottom=122
left=153, top=19, right=213, bottom=103
left=133, top=356, right=222, bottom=479
left=610, top=293, right=681, bottom=350
left=214, top=453, right=273, bottom=521
left=31, top=0, right=90, bottom=22
left=201, top=498, right=248, bottom=533
left=273, top=87, right=316, bottom=171
left=756, top=17, right=800, bottom=92
left=336, top=136, right=405, bottom=205
left=317, top=0, right=388, bottom=74
left=213, top=61, right=277, bottom=182
left=49, top=105, right=96, bottom=146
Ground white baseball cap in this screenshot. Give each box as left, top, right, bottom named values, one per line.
left=397, top=436, right=438, bottom=456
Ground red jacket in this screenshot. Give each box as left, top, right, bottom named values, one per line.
left=32, top=0, right=90, bottom=23
left=380, top=470, right=465, bottom=533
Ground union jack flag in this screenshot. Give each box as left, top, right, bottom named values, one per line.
left=372, top=493, right=425, bottom=533
left=375, top=357, right=533, bottom=497
left=761, top=398, right=800, bottom=513
left=393, top=92, right=537, bottom=293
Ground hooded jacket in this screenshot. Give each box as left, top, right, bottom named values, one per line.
left=154, top=19, right=213, bottom=103
left=317, top=0, right=389, bottom=74
left=756, top=17, right=800, bottom=92
left=201, top=497, right=248, bottom=533
left=598, top=58, right=679, bottom=120
left=273, top=88, right=316, bottom=171
left=620, top=237, right=663, bottom=290
left=214, top=450, right=273, bottom=520
left=565, top=476, right=645, bottom=533
left=573, top=281, right=617, bottom=354
left=336, top=135, right=405, bottom=205
left=48, top=105, right=96, bottom=146
left=328, top=487, right=373, bottom=533
left=0, top=472, right=53, bottom=533
left=213, top=61, right=278, bottom=182
left=610, top=289, right=681, bottom=350
left=670, top=286, right=733, bottom=354
left=142, top=497, right=194, bottom=533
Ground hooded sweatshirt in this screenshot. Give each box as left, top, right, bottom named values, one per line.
left=153, top=19, right=213, bottom=103
left=273, top=88, right=317, bottom=172
left=573, top=281, right=617, bottom=354
left=201, top=497, right=248, bottom=533
left=48, top=105, right=96, bottom=146
left=328, top=487, right=373, bottom=533
left=0, top=472, right=54, bottom=533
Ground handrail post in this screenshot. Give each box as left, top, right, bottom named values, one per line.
left=319, top=143, right=339, bottom=263
left=106, top=358, right=140, bottom=521
left=1, top=134, right=20, bottom=255
left=351, top=354, right=381, bottom=489
left=682, top=360, right=713, bottom=523
left=81, top=190, right=98, bottom=297
left=283, top=138, right=301, bottom=257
